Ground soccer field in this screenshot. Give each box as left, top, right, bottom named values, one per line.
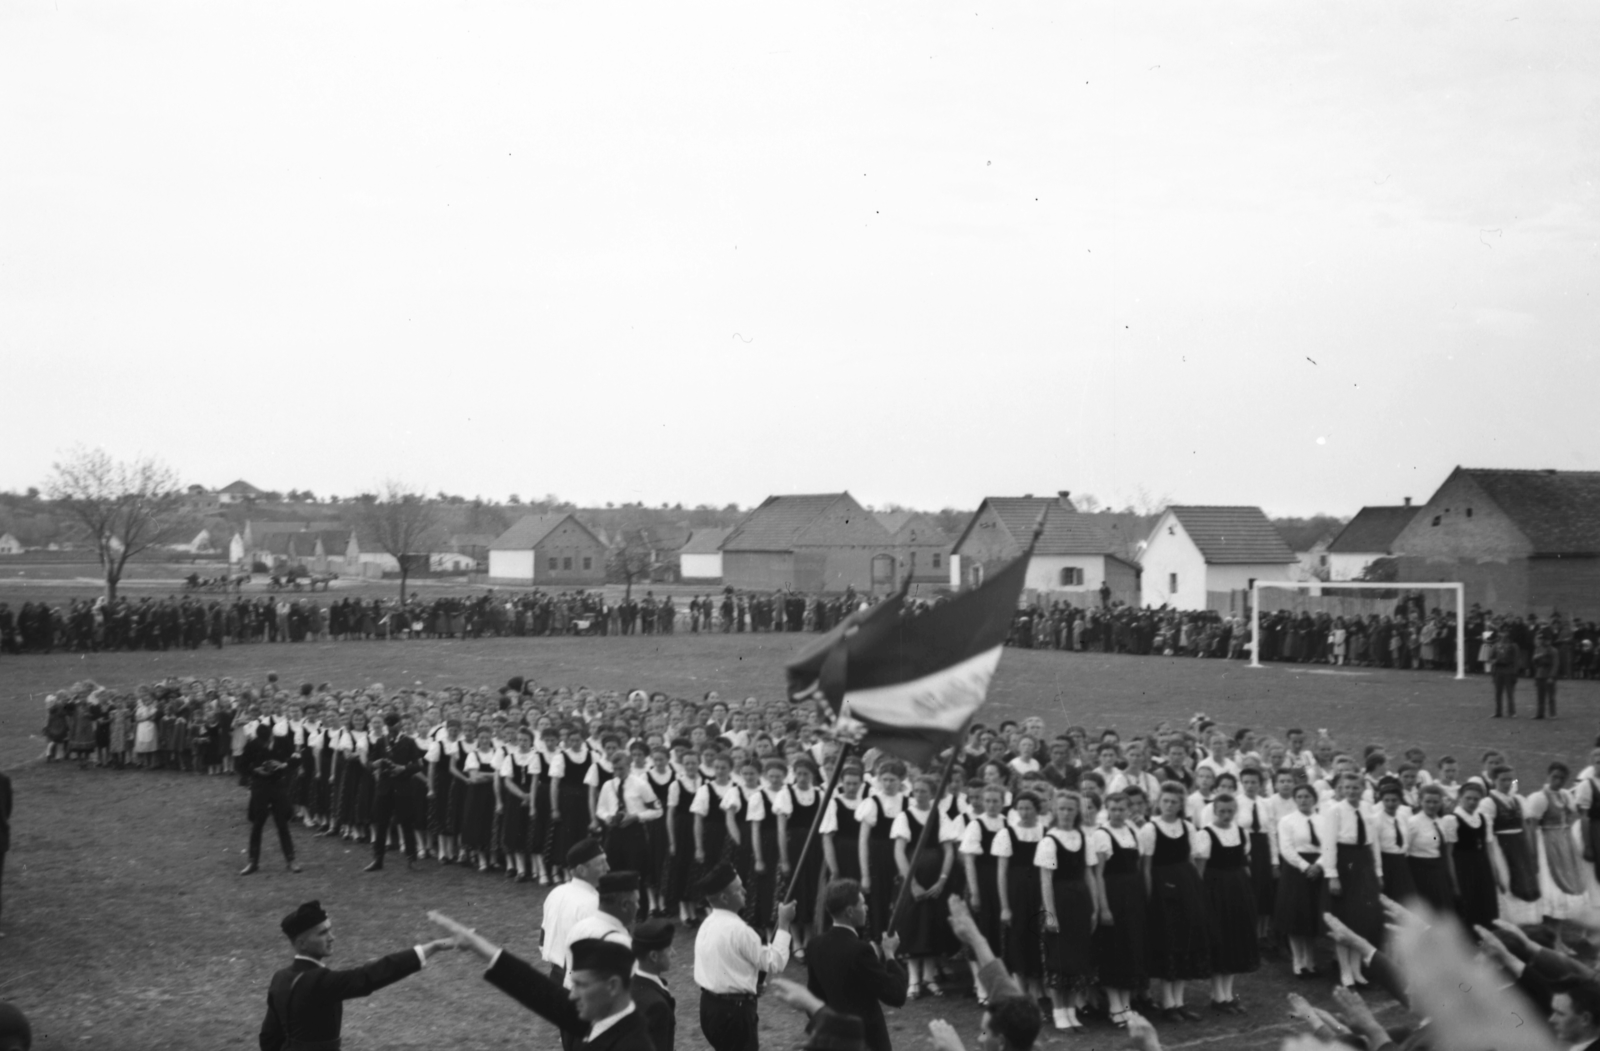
left=0, top=636, right=1590, bottom=1051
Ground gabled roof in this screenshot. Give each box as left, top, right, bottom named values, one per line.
left=1460, top=468, right=1600, bottom=556
left=723, top=494, right=873, bottom=552
left=311, top=530, right=351, bottom=553
left=1164, top=506, right=1296, bottom=564
left=954, top=497, right=1125, bottom=557
left=680, top=527, right=732, bottom=555
left=490, top=513, right=601, bottom=551
left=1328, top=506, right=1416, bottom=555
left=218, top=480, right=264, bottom=496
left=874, top=512, right=953, bottom=546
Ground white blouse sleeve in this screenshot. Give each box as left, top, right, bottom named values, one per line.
left=721, top=786, right=746, bottom=814
left=819, top=799, right=840, bottom=835
left=547, top=752, right=566, bottom=780
left=889, top=812, right=912, bottom=842
left=958, top=819, right=985, bottom=855
left=771, top=788, right=794, bottom=817
left=1090, top=828, right=1113, bottom=864
left=1034, top=833, right=1059, bottom=870
left=690, top=784, right=712, bottom=817
left=583, top=763, right=603, bottom=788
left=1191, top=826, right=1212, bottom=860
left=854, top=798, right=878, bottom=827
left=1524, top=791, right=1550, bottom=821
left=990, top=827, right=1014, bottom=859
left=745, top=789, right=767, bottom=824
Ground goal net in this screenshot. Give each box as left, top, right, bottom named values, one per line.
left=1248, top=580, right=1466, bottom=680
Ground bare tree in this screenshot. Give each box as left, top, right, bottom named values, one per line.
left=353, top=480, right=442, bottom=600
left=608, top=527, right=656, bottom=601
left=45, top=447, right=187, bottom=601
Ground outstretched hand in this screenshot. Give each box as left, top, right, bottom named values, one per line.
left=428, top=911, right=498, bottom=961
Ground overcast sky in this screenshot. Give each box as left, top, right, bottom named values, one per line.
left=3, top=2, right=1596, bottom=516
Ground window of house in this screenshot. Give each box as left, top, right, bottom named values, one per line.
left=971, top=564, right=984, bottom=587
left=1466, top=507, right=1473, bottom=518
left=582, top=557, right=592, bottom=570
left=563, top=557, right=573, bottom=570
left=1169, top=572, right=1179, bottom=593
left=1432, top=515, right=1441, bottom=527
left=1059, top=567, right=1083, bottom=587
left=931, top=553, right=942, bottom=569
left=1319, top=554, right=1328, bottom=567
left=547, top=557, right=558, bottom=570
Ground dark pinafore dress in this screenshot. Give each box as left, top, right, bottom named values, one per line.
left=1146, top=819, right=1211, bottom=980
left=459, top=749, right=499, bottom=854
left=1274, top=814, right=1324, bottom=938
left=532, top=744, right=558, bottom=865
left=968, top=817, right=1007, bottom=959
left=1407, top=815, right=1455, bottom=915
left=1093, top=827, right=1148, bottom=989
left=1453, top=811, right=1499, bottom=930
left=893, top=807, right=956, bottom=956
left=500, top=751, right=535, bottom=854
left=429, top=736, right=460, bottom=837
left=1042, top=828, right=1095, bottom=988
left=1491, top=792, right=1541, bottom=905
left=1202, top=828, right=1260, bottom=975
left=1240, top=796, right=1277, bottom=915
left=646, top=769, right=676, bottom=886
left=666, top=773, right=700, bottom=909
left=1004, top=826, right=1045, bottom=981
left=828, top=794, right=863, bottom=882
left=1378, top=809, right=1417, bottom=902
left=1329, top=805, right=1383, bottom=946
left=697, top=780, right=736, bottom=880
left=314, top=729, right=336, bottom=819
left=554, top=748, right=594, bottom=864
left=785, top=786, right=824, bottom=918
left=863, top=795, right=901, bottom=940
left=753, top=787, right=783, bottom=930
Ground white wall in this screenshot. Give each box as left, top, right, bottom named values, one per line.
left=1328, top=552, right=1380, bottom=581
left=1206, top=563, right=1294, bottom=594
left=488, top=549, right=535, bottom=584
left=1139, top=511, right=1208, bottom=610
left=1023, top=554, right=1110, bottom=593
left=680, top=552, right=722, bottom=580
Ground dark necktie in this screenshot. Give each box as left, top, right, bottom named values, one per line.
left=1431, top=818, right=1443, bottom=850
left=1393, top=815, right=1404, bottom=851
left=1355, top=809, right=1367, bottom=846
left=1308, top=815, right=1320, bottom=848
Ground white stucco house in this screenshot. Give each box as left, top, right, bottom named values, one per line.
left=1326, top=501, right=1418, bottom=581
left=0, top=533, right=23, bottom=555
left=1139, top=505, right=1296, bottom=610
left=950, top=492, right=1142, bottom=607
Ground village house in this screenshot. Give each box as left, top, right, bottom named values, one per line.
left=0, top=533, right=23, bottom=556
left=1325, top=500, right=1418, bottom=581
left=1138, top=505, right=1296, bottom=611
left=678, top=527, right=730, bottom=583
left=950, top=492, right=1140, bottom=606
left=1390, top=467, right=1600, bottom=619
left=874, top=511, right=955, bottom=586
left=487, top=513, right=607, bottom=586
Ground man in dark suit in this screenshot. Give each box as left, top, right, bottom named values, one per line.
left=805, top=879, right=906, bottom=1051
left=0, top=767, right=10, bottom=933
left=240, top=723, right=300, bottom=876
left=259, top=900, right=455, bottom=1051
left=366, top=713, right=425, bottom=871
left=432, top=912, right=657, bottom=1051
left=632, top=919, right=677, bottom=1051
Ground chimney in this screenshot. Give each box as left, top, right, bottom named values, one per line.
left=1023, top=493, right=1033, bottom=499
left=1403, top=497, right=1412, bottom=507
left=1058, top=490, right=1072, bottom=508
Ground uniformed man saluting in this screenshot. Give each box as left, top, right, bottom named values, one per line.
left=259, top=900, right=456, bottom=1051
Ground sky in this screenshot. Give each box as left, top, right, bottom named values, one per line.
left=2, top=2, right=1596, bottom=517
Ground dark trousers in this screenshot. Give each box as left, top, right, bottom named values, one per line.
left=1493, top=671, right=1518, bottom=715
left=372, top=790, right=417, bottom=860
left=700, top=990, right=759, bottom=1051
left=248, top=786, right=295, bottom=863
left=1536, top=679, right=1557, bottom=717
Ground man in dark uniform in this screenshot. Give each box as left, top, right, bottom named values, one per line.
left=241, top=723, right=301, bottom=876
left=259, top=900, right=455, bottom=1051
left=365, top=713, right=425, bottom=872
left=804, top=880, right=905, bottom=1051
left=632, top=919, right=677, bottom=1051
left=431, top=912, right=658, bottom=1051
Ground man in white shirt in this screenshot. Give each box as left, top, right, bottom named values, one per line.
left=543, top=838, right=612, bottom=984
left=693, top=861, right=797, bottom=1051
left=1107, top=743, right=1161, bottom=801
left=565, top=871, right=639, bottom=986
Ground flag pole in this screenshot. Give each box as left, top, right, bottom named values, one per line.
left=884, top=730, right=968, bottom=940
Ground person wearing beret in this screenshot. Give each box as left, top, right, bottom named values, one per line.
left=631, top=919, right=678, bottom=1051
left=259, top=900, right=456, bottom=1051
left=365, top=712, right=426, bottom=872
left=691, top=861, right=796, bottom=1051
left=431, top=913, right=657, bottom=1051
left=543, top=839, right=611, bottom=983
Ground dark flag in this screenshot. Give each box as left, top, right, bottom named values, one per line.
left=785, top=551, right=1031, bottom=768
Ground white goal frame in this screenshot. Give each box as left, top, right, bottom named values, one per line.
left=1248, top=580, right=1466, bottom=680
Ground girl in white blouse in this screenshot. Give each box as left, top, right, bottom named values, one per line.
left=1274, top=782, right=1326, bottom=978
left=1321, top=772, right=1382, bottom=988
left=1405, top=783, right=1457, bottom=914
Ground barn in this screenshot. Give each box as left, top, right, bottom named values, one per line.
left=950, top=493, right=1140, bottom=606
left=1390, top=467, right=1600, bottom=619
left=1139, top=505, right=1296, bottom=611
left=487, top=513, right=607, bottom=587
left=720, top=493, right=900, bottom=594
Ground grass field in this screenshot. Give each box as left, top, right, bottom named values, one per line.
left=0, top=636, right=1592, bottom=1051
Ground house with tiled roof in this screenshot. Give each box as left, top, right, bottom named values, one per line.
left=1139, top=505, right=1296, bottom=610
left=1390, top=467, right=1600, bottom=617
left=1326, top=501, right=1419, bottom=580
left=487, top=513, right=606, bottom=586
left=679, top=527, right=731, bottom=582
left=951, top=492, right=1141, bottom=606
left=721, top=493, right=901, bottom=593
left=216, top=479, right=266, bottom=505
left=874, top=512, right=955, bottom=585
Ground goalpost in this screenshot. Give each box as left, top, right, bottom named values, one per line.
left=1248, top=580, right=1467, bottom=680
